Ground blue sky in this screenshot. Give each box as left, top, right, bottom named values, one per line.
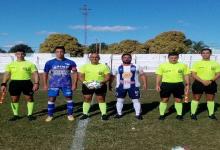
left=0, top=0, right=220, bottom=52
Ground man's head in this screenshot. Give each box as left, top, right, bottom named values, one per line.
left=15, top=49, right=26, bottom=61
left=89, top=53, right=100, bottom=64
left=121, top=53, right=132, bottom=65
left=201, top=48, right=212, bottom=60
left=168, top=52, right=179, bottom=64
left=54, top=46, right=65, bottom=60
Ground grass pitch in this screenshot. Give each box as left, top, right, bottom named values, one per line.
left=0, top=74, right=220, bottom=150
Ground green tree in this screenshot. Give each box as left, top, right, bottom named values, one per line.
left=144, top=31, right=191, bottom=54
left=88, top=43, right=108, bottom=53
left=0, top=48, right=6, bottom=53
left=9, top=44, right=34, bottom=53
left=39, top=34, right=84, bottom=56
left=189, top=41, right=208, bottom=54
left=108, top=40, right=147, bottom=54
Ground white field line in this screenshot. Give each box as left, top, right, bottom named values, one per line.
left=70, top=94, right=96, bottom=150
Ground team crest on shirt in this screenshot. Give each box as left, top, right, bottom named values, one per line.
left=178, top=69, right=183, bottom=73
left=131, top=66, right=136, bottom=71
left=211, top=66, right=215, bottom=71
left=122, top=72, right=132, bottom=79
left=98, top=71, right=103, bottom=75
left=22, top=67, right=30, bottom=71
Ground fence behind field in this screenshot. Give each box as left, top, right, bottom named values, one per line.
left=0, top=53, right=220, bottom=73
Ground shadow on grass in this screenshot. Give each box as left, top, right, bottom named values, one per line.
left=33, top=102, right=83, bottom=118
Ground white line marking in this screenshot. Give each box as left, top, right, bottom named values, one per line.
left=71, top=95, right=96, bottom=150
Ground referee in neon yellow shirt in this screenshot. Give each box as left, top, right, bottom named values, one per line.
left=79, top=53, right=110, bottom=120
left=191, top=48, right=220, bottom=120
left=0, top=49, right=39, bottom=121
left=156, top=52, right=190, bottom=120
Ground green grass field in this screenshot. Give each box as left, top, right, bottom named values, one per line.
left=0, top=74, right=220, bottom=150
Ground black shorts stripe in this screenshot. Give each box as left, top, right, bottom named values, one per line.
left=9, top=80, right=34, bottom=96
left=192, top=80, right=217, bottom=94
left=160, top=82, right=184, bottom=99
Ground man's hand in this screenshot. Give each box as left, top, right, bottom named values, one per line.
left=33, top=83, right=39, bottom=92
left=156, top=84, right=161, bottom=92
left=72, top=84, right=77, bottom=91
left=43, top=84, right=48, bottom=91
left=1, top=85, right=6, bottom=93
left=202, top=80, right=212, bottom=86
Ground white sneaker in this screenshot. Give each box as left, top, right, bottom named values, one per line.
left=45, top=116, right=53, bottom=122
left=67, top=115, right=75, bottom=121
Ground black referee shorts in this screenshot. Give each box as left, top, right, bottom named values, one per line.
left=9, top=80, right=34, bottom=96
left=82, top=83, right=107, bottom=96
left=192, top=80, right=217, bottom=94
left=160, top=82, right=184, bottom=99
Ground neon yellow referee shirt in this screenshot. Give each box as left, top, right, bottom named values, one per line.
left=191, top=60, right=220, bottom=80
left=79, top=63, right=110, bottom=82
left=156, top=62, right=190, bottom=83
left=5, top=60, right=37, bottom=80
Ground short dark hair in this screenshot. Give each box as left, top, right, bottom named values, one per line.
left=15, top=48, right=25, bottom=53
left=168, top=52, right=179, bottom=57
left=121, top=53, right=132, bottom=59
left=201, top=48, right=212, bottom=54
left=54, top=46, right=65, bottom=53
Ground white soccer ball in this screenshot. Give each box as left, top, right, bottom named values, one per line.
left=87, top=81, right=101, bottom=89
left=171, top=146, right=185, bottom=150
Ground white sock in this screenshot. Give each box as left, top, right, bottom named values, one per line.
left=116, top=98, right=124, bottom=115
left=132, top=99, right=141, bottom=116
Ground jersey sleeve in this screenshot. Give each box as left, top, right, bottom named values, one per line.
left=30, top=63, right=38, bottom=73
left=79, top=64, right=86, bottom=74
left=5, top=63, right=11, bottom=73
left=184, top=64, right=190, bottom=75
left=215, top=62, right=220, bottom=73
left=191, top=62, right=198, bottom=73
left=71, top=61, right=77, bottom=72
left=155, top=64, right=163, bottom=75
left=103, top=64, right=110, bottom=75
left=44, top=61, right=51, bottom=73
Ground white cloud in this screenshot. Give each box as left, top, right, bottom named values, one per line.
left=69, top=25, right=137, bottom=32
left=35, top=30, right=58, bottom=35
left=0, top=32, right=9, bottom=36
left=177, top=20, right=190, bottom=26
left=3, top=41, right=26, bottom=48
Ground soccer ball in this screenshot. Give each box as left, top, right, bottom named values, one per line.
left=87, top=81, right=101, bottom=89
left=171, top=146, right=185, bottom=150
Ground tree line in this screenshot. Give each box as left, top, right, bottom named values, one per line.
left=0, top=31, right=209, bottom=56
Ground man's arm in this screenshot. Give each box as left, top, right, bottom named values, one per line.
left=1, top=72, right=10, bottom=92
left=191, top=71, right=211, bottom=86
left=32, top=71, right=40, bottom=92
left=140, top=73, right=147, bottom=90
left=102, top=73, right=111, bottom=85
left=156, top=75, right=162, bottom=92
left=212, top=72, right=220, bottom=82
left=78, top=73, right=85, bottom=83
left=43, top=72, right=48, bottom=91
left=108, top=74, right=115, bottom=91
left=71, top=71, right=78, bottom=91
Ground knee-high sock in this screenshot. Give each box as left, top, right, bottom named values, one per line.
left=27, top=102, right=34, bottom=116
left=191, top=100, right=199, bottom=115
left=11, top=102, right=19, bottom=116
left=116, top=98, right=124, bottom=115
left=159, top=102, right=167, bottom=116
left=83, top=102, right=91, bottom=115
left=132, top=99, right=141, bottom=116
left=99, top=103, right=107, bottom=115
left=175, top=102, right=183, bottom=115
left=48, top=101, right=55, bottom=116
left=67, top=100, right=74, bottom=116
left=207, top=101, right=215, bottom=116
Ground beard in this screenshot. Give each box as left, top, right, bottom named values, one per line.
left=123, top=61, right=131, bottom=64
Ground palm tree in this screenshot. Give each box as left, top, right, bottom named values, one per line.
left=189, top=41, right=208, bottom=54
